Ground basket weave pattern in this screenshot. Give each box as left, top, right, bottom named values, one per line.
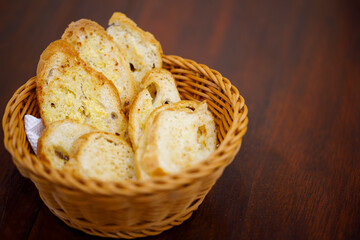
left=3, top=55, right=248, bottom=239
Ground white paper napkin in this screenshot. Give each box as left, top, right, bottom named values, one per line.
left=24, top=115, right=45, bottom=155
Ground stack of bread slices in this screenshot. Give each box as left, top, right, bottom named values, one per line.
left=36, top=12, right=217, bottom=182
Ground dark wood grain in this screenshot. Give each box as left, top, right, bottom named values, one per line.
left=1, top=0, right=359, bottom=239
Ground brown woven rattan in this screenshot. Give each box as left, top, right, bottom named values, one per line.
left=3, top=55, right=248, bottom=239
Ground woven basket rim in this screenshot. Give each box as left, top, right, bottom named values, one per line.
left=3, top=54, right=248, bottom=196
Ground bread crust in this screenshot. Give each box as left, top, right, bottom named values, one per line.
left=107, top=12, right=163, bottom=90
left=36, top=39, right=128, bottom=138
left=108, top=12, right=163, bottom=55
left=128, top=68, right=181, bottom=148
left=37, top=39, right=78, bottom=75
left=37, top=119, right=98, bottom=169
left=62, top=19, right=137, bottom=113
left=36, top=39, right=111, bottom=96
left=65, top=131, right=135, bottom=181
left=135, top=101, right=217, bottom=179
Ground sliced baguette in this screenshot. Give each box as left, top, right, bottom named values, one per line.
left=65, top=132, right=135, bottom=181
left=107, top=12, right=163, bottom=90
left=62, top=19, right=137, bottom=113
left=36, top=39, right=128, bottom=138
left=135, top=101, right=217, bottom=179
left=129, top=68, right=181, bottom=148
left=37, top=119, right=98, bottom=169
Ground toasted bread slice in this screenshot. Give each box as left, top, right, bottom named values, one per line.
left=62, top=19, right=137, bottom=113
left=65, top=132, right=135, bottom=181
left=128, top=69, right=181, bottom=148
left=36, top=39, right=128, bottom=138
left=135, top=101, right=217, bottom=179
left=107, top=12, right=163, bottom=90
left=37, top=120, right=98, bottom=169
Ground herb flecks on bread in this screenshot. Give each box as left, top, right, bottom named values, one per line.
left=62, top=19, right=137, bottom=113
left=34, top=13, right=218, bottom=182
left=36, top=39, right=128, bottom=138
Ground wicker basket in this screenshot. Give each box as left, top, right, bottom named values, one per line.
left=3, top=55, right=248, bottom=239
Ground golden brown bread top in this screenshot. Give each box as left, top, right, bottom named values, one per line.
left=36, top=39, right=128, bottom=137
left=62, top=19, right=137, bottom=114
left=37, top=39, right=108, bottom=86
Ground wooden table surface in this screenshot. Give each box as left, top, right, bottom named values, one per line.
left=1, top=0, right=359, bottom=239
